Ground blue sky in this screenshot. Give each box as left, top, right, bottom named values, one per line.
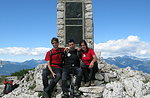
left=0, top=0, right=150, bottom=61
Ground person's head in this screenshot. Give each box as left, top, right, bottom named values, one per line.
left=79, top=40, right=88, bottom=51
left=51, top=37, right=59, bottom=48
left=68, top=39, right=75, bottom=50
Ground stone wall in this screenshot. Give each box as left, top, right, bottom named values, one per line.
left=57, top=0, right=94, bottom=48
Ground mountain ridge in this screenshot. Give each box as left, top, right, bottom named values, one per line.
left=0, top=59, right=46, bottom=75
left=104, top=55, right=150, bottom=74
left=0, top=55, right=150, bottom=75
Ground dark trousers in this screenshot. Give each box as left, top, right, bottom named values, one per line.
left=42, top=66, right=62, bottom=94
left=81, top=62, right=98, bottom=83
left=62, top=66, right=82, bottom=93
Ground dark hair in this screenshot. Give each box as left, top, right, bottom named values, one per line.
left=51, top=37, right=59, bottom=44
left=79, top=40, right=88, bottom=49
left=68, top=39, right=75, bottom=43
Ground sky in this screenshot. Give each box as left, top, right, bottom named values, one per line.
left=0, top=0, right=150, bottom=62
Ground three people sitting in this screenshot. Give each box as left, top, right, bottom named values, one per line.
left=42, top=37, right=98, bottom=98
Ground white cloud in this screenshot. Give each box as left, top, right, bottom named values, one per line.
left=127, top=35, right=139, bottom=42
left=1, top=35, right=150, bottom=61
left=0, top=47, right=50, bottom=56
left=94, top=35, right=150, bottom=58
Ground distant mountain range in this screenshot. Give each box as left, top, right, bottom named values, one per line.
left=0, top=59, right=46, bottom=75
left=104, top=55, right=150, bottom=74
left=0, top=56, right=150, bottom=75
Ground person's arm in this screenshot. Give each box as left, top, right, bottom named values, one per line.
left=47, top=61, right=56, bottom=78
left=89, top=55, right=97, bottom=68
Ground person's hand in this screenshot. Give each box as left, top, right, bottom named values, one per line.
left=52, top=72, right=56, bottom=78
left=89, top=62, right=94, bottom=68
left=64, top=47, right=69, bottom=52
left=77, top=48, right=81, bottom=51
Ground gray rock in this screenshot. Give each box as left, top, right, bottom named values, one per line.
left=85, top=11, right=93, bottom=19
left=57, top=24, right=64, bottom=30
left=85, top=19, right=92, bottom=27
left=79, top=86, right=104, bottom=93
left=57, top=30, right=64, bottom=37
left=104, top=73, right=110, bottom=83
left=57, top=19, right=64, bottom=25
left=57, top=11, right=64, bottom=18
left=103, top=82, right=125, bottom=98
left=95, top=72, right=104, bottom=80
left=57, top=3, right=64, bottom=11
left=85, top=26, right=93, bottom=32
left=85, top=32, right=93, bottom=39
left=144, top=94, right=150, bottom=98
left=85, top=4, right=92, bottom=11
left=85, top=0, right=92, bottom=3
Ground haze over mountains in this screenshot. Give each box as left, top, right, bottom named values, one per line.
left=0, top=55, right=150, bottom=75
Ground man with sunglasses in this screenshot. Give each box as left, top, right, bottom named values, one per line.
left=62, top=39, right=82, bottom=98
left=42, top=37, right=65, bottom=98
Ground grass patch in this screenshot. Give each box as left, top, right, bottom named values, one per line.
left=143, top=79, right=150, bottom=84
left=0, top=76, right=7, bottom=84
left=26, top=76, right=30, bottom=82
left=29, top=81, right=36, bottom=90
left=11, top=69, right=34, bottom=79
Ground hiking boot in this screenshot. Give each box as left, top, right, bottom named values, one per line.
left=74, top=89, right=80, bottom=96
left=62, top=92, right=69, bottom=98
left=73, top=86, right=80, bottom=96
left=84, top=81, right=90, bottom=87
left=90, top=81, right=95, bottom=86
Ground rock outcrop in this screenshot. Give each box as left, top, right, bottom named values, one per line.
left=1, top=58, right=150, bottom=98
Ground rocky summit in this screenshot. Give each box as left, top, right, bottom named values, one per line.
left=1, top=58, right=150, bottom=98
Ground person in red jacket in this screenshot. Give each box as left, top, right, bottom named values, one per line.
left=3, top=80, right=13, bottom=85
left=42, top=37, right=65, bottom=98
left=3, top=79, right=7, bottom=85
left=79, top=40, right=98, bottom=86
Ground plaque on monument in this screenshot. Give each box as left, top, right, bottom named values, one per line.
left=65, top=2, right=83, bottom=44
left=65, top=2, right=82, bottom=18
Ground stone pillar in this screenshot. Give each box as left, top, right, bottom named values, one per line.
left=57, top=0, right=94, bottom=49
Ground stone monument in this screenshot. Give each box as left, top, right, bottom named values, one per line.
left=57, top=0, right=94, bottom=48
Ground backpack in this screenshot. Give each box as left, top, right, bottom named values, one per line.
left=49, top=48, right=64, bottom=67
left=3, top=80, right=13, bottom=94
